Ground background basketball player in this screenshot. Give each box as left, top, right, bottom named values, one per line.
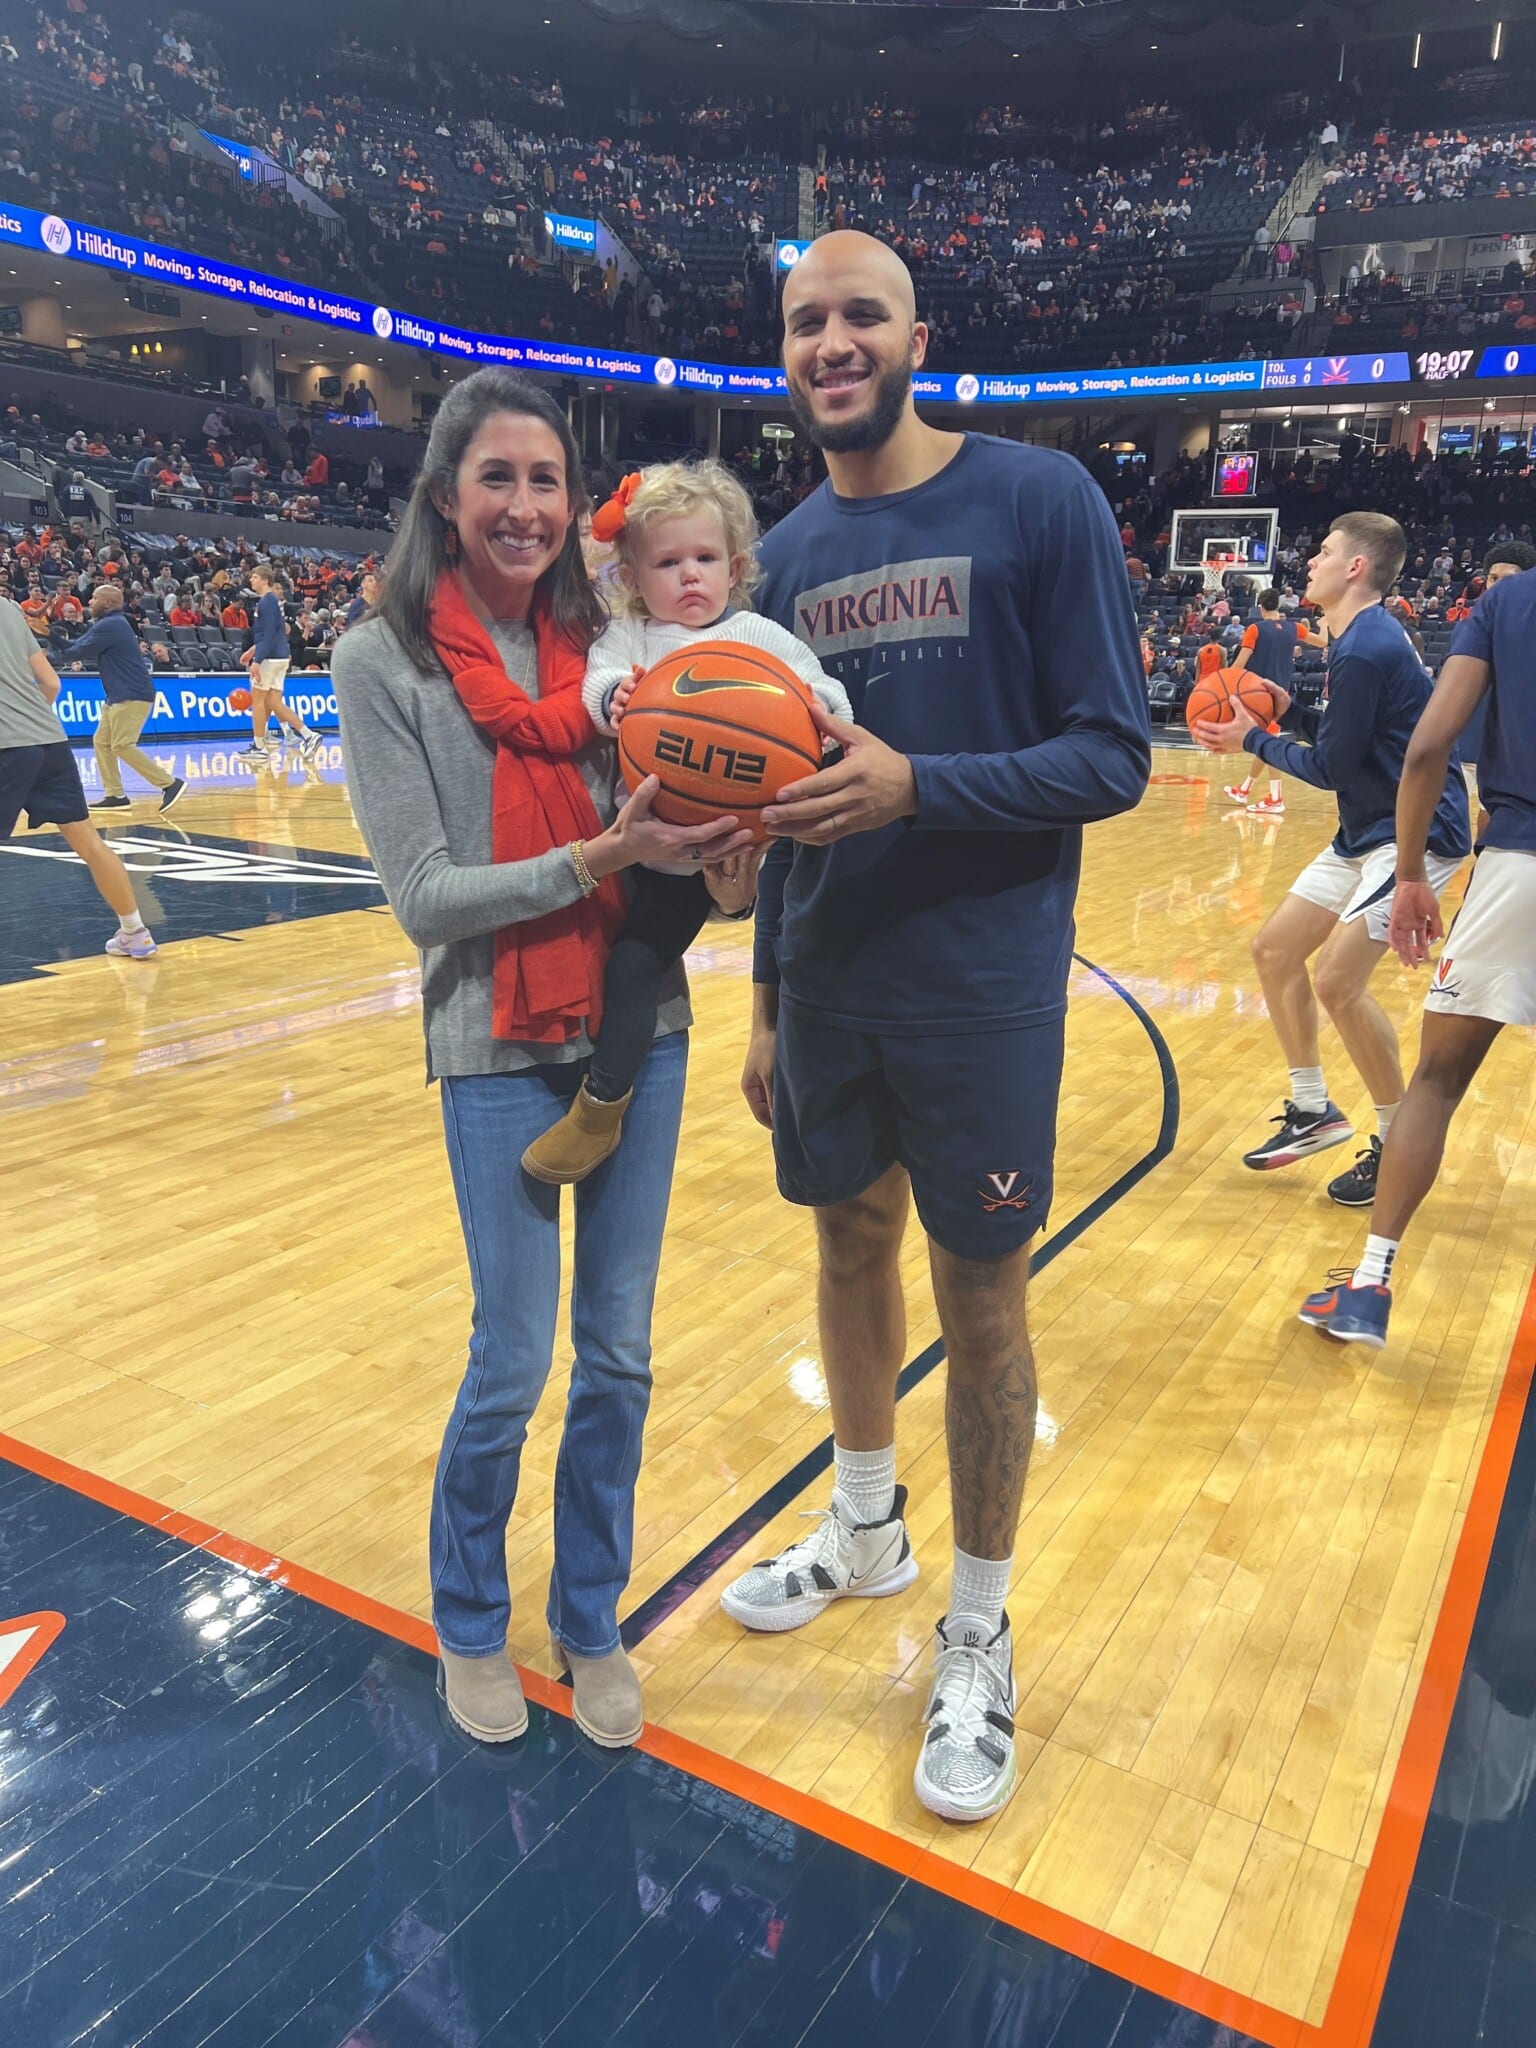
left=1221, top=586, right=1327, bottom=816
left=0, top=591, right=157, bottom=957
left=720, top=231, right=1151, bottom=1824
left=1193, top=513, right=1471, bottom=1208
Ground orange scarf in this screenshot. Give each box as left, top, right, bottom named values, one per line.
left=426, top=570, right=625, bottom=1043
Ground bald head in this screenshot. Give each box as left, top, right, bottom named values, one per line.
left=780, top=231, right=926, bottom=457
left=782, top=231, right=918, bottom=326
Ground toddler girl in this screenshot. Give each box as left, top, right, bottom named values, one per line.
left=521, top=458, right=851, bottom=1183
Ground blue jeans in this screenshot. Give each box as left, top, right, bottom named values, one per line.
left=431, top=1030, right=687, bottom=1661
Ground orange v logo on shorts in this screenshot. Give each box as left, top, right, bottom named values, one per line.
left=978, top=1172, right=1033, bottom=1212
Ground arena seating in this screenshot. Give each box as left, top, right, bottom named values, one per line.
left=10, top=0, right=1536, bottom=380
left=0, top=2, right=1323, bottom=372
left=827, top=137, right=1298, bottom=370
left=1313, top=121, right=1536, bottom=212
left=1, top=383, right=405, bottom=535
left=13, top=0, right=1536, bottom=378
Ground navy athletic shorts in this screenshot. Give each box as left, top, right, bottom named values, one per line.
left=772, top=997, right=1063, bottom=1260
left=0, top=742, right=88, bottom=838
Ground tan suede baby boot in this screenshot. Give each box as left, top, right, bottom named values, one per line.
left=521, top=1081, right=632, bottom=1185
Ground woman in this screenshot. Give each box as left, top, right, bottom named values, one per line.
left=332, top=370, right=754, bottom=1751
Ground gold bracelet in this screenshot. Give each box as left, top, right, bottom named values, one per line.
left=570, top=839, right=598, bottom=896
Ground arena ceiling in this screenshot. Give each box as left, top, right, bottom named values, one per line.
left=363, top=0, right=1536, bottom=97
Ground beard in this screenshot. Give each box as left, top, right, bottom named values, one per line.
left=787, top=353, right=912, bottom=454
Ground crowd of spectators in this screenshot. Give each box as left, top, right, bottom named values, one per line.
left=1, top=385, right=401, bottom=534
left=0, top=0, right=1332, bottom=379
left=0, top=514, right=376, bottom=675
left=1314, top=121, right=1536, bottom=213
left=818, top=130, right=1296, bottom=370
left=9, top=0, right=1536, bottom=391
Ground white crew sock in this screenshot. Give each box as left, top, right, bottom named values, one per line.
left=1375, top=1102, right=1399, bottom=1142
left=948, top=1545, right=1012, bottom=1637
left=118, top=910, right=145, bottom=934
left=1288, top=1065, right=1328, bottom=1116
left=832, top=1444, right=896, bottom=1527
left=1268, top=780, right=1282, bottom=801
left=1354, top=1234, right=1399, bottom=1288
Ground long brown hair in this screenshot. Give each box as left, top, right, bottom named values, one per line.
left=378, top=369, right=603, bottom=673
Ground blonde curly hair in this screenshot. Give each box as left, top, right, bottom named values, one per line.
left=606, top=457, right=761, bottom=619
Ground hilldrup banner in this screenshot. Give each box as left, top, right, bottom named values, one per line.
left=52, top=671, right=339, bottom=741
left=0, top=196, right=1432, bottom=404
left=544, top=211, right=598, bottom=256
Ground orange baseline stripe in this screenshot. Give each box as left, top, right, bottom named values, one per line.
left=0, top=1424, right=1299, bottom=2042
left=1318, top=1254, right=1536, bottom=2047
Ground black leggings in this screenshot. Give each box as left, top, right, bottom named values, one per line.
left=587, top=868, right=711, bottom=1103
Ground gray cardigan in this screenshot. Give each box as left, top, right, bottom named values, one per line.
left=331, top=612, right=690, bottom=1080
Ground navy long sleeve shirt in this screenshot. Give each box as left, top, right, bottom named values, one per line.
left=251, top=589, right=287, bottom=662
left=1245, top=601, right=1470, bottom=861
left=1448, top=572, right=1536, bottom=852
left=67, top=612, right=154, bottom=705
left=752, top=435, right=1151, bottom=1031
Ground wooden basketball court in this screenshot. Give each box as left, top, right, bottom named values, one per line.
left=2, top=739, right=1533, bottom=2045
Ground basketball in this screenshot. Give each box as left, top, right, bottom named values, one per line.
left=1185, top=666, right=1276, bottom=732
left=617, top=639, right=822, bottom=842
left=229, top=686, right=252, bottom=711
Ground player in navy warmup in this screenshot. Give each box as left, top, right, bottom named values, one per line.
left=1299, top=565, right=1536, bottom=1348
left=1194, top=513, right=1471, bottom=1208
left=718, top=231, right=1151, bottom=1824
left=1220, top=585, right=1327, bottom=815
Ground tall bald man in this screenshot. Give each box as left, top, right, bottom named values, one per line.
left=721, top=233, right=1151, bottom=1822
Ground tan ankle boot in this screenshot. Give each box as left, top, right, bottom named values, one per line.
left=439, top=1647, right=528, bottom=1743
left=552, top=1638, right=644, bottom=1748
left=521, top=1081, right=632, bottom=1185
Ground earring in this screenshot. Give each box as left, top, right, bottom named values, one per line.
left=444, top=521, right=459, bottom=558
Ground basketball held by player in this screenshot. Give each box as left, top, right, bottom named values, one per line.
left=1192, top=512, right=1472, bottom=1202
left=718, top=230, right=1151, bottom=1824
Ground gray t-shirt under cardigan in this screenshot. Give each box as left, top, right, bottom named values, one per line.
left=331, top=613, right=691, bottom=1080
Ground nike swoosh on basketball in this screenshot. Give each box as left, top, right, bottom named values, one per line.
left=671, top=666, right=783, bottom=698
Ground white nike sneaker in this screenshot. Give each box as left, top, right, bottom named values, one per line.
left=719, top=1484, right=918, bottom=1633
left=914, top=1612, right=1018, bottom=1823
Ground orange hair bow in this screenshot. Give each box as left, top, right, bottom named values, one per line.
left=590, top=471, right=641, bottom=544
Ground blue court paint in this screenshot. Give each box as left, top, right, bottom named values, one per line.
left=0, top=1460, right=1289, bottom=2048
left=0, top=822, right=382, bottom=984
